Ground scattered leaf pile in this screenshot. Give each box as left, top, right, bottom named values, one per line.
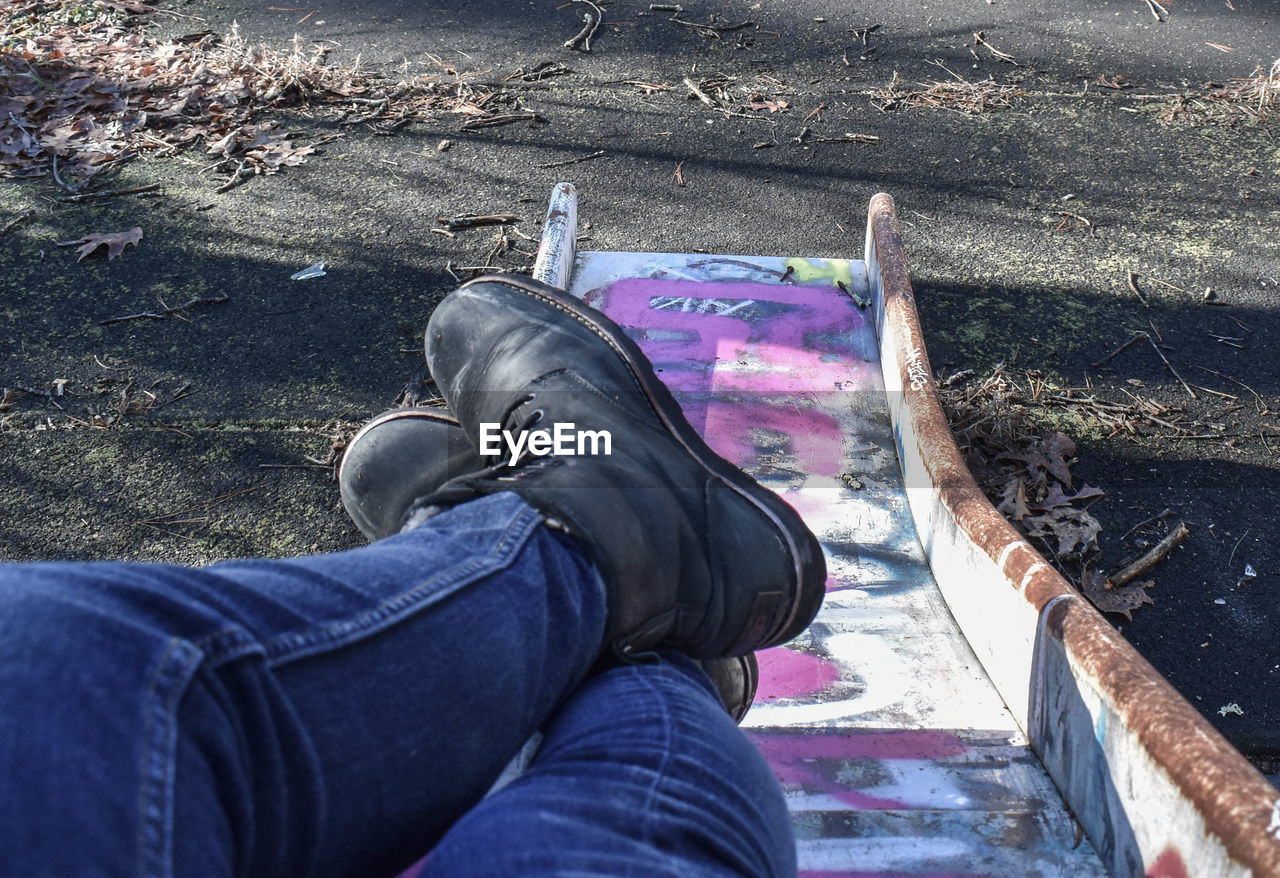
left=1164, top=58, right=1280, bottom=126
left=0, top=1, right=534, bottom=187
left=871, top=70, right=1024, bottom=115
left=942, top=367, right=1161, bottom=620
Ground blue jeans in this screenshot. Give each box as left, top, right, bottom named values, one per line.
left=0, top=493, right=794, bottom=877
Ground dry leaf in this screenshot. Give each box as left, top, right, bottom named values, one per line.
left=997, top=477, right=1031, bottom=522
left=747, top=98, right=789, bottom=113
left=75, top=227, right=143, bottom=262
left=1082, top=570, right=1155, bottom=621
left=1038, top=482, right=1105, bottom=512
left=1040, top=431, right=1076, bottom=487
left=1024, top=507, right=1102, bottom=556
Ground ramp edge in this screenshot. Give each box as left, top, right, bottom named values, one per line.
left=863, top=192, right=1280, bottom=877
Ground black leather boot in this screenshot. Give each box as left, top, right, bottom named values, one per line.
left=338, top=405, right=761, bottom=721
left=338, top=408, right=479, bottom=540
left=420, top=274, right=827, bottom=660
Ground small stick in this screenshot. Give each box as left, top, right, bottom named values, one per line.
left=536, top=150, right=607, bottom=168
left=1172, top=359, right=1268, bottom=412
left=98, top=294, right=230, bottom=326
left=50, top=154, right=79, bottom=194
left=1055, top=211, right=1098, bottom=237
left=1191, top=383, right=1237, bottom=400
left=813, top=133, right=880, bottom=143
left=973, top=31, right=1017, bottom=64
left=1146, top=333, right=1198, bottom=399
left=14, top=384, right=63, bottom=410
left=683, top=77, right=719, bottom=109
left=1228, top=528, right=1250, bottom=567
left=1127, top=271, right=1150, bottom=308
left=460, top=112, right=543, bottom=130
left=56, top=184, right=161, bottom=203
left=215, top=161, right=252, bottom=193
left=1089, top=332, right=1145, bottom=368
left=436, top=214, right=518, bottom=230
left=670, top=16, right=754, bottom=35
left=1146, top=276, right=1192, bottom=294
left=673, top=160, right=686, bottom=186
left=1107, top=520, right=1188, bottom=588
left=1119, top=508, right=1175, bottom=542
left=563, top=0, right=603, bottom=51
left=0, top=210, right=34, bottom=239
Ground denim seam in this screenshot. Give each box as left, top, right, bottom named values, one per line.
left=137, top=637, right=205, bottom=878
left=258, top=504, right=544, bottom=667
left=635, top=667, right=674, bottom=848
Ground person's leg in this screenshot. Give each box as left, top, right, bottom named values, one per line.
left=0, top=492, right=606, bottom=878
left=422, top=651, right=796, bottom=878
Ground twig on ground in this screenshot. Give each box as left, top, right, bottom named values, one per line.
left=1229, top=528, right=1251, bottom=566
left=813, top=132, right=879, bottom=144
left=1127, top=271, right=1150, bottom=308
left=459, top=112, right=543, bottom=130
left=669, top=16, right=754, bottom=37
left=0, top=211, right=34, bottom=239
left=56, top=184, right=161, bottom=203
left=972, top=31, right=1018, bottom=64
left=563, top=0, right=603, bottom=51
left=683, top=77, right=719, bottom=109
left=50, top=154, right=79, bottom=193
left=1172, top=359, right=1270, bottom=413
left=536, top=150, right=607, bottom=169
left=1090, top=332, right=1146, bottom=369
left=1119, top=508, right=1176, bottom=542
left=13, top=385, right=64, bottom=410
left=1055, top=211, right=1098, bottom=237
left=215, top=161, right=252, bottom=193
left=98, top=294, right=230, bottom=326
left=1107, top=520, right=1187, bottom=588
left=1146, top=276, right=1192, bottom=295
left=1146, top=332, right=1198, bottom=399
left=436, top=214, right=518, bottom=230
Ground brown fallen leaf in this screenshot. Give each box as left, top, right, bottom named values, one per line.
left=997, top=477, right=1031, bottom=522
left=75, top=227, right=143, bottom=262
left=1040, top=431, right=1076, bottom=487
left=1082, top=570, right=1155, bottom=621
left=1038, top=482, right=1105, bottom=512
left=1024, top=506, right=1102, bottom=557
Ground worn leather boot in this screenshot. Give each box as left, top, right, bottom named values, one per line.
left=338, top=405, right=761, bottom=721
left=338, top=408, right=479, bottom=540
left=420, top=274, right=827, bottom=660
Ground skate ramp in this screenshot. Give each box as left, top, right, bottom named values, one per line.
left=556, top=192, right=1280, bottom=877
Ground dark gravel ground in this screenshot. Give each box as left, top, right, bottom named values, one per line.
left=2, top=0, right=1277, bottom=773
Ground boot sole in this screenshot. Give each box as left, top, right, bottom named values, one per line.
left=457, top=274, right=827, bottom=651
